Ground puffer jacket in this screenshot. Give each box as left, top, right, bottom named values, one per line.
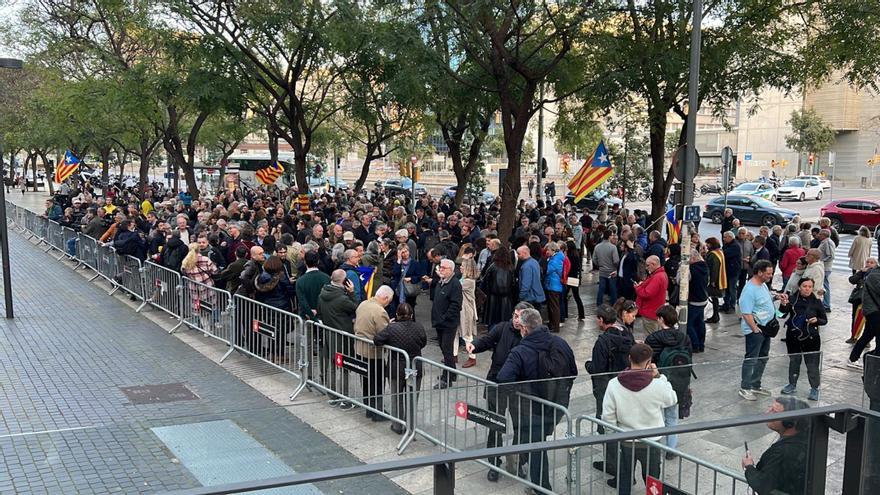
left=254, top=270, right=295, bottom=311
left=545, top=251, right=564, bottom=293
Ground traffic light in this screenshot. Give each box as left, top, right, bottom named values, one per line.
left=808, top=154, right=814, bottom=167
left=770, top=160, right=776, bottom=168
left=413, top=167, right=420, bottom=182
left=541, top=157, right=548, bottom=178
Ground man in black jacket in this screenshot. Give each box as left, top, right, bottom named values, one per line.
left=466, top=301, right=532, bottom=481
left=432, top=258, right=463, bottom=388
left=742, top=397, right=809, bottom=495
left=586, top=304, right=635, bottom=475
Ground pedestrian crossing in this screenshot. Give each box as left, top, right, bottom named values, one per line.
left=832, top=235, right=879, bottom=274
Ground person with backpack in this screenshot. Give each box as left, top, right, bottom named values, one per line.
left=602, top=343, right=678, bottom=494
left=497, top=308, right=578, bottom=492
left=586, top=303, right=635, bottom=476
left=645, top=304, right=693, bottom=456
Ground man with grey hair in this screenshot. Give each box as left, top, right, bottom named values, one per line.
left=817, top=229, right=835, bottom=311
left=497, top=307, right=577, bottom=491
left=317, top=269, right=357, bottom=409
left=432, top=258, right=463, bottom=388
left=395, top=228, right=418, bottom=262
left=737, top=227, right=756, bottom=297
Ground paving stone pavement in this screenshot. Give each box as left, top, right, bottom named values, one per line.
left=0, top=224, right=405, bottom=495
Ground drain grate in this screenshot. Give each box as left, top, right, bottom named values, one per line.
left=120, top=382, right=200, bottom=405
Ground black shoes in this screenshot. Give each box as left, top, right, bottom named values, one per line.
left=487, top=470, right=499, bottom=482
left=390, top=423, right=405, bottom=434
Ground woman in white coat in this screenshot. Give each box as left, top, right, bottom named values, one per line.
left=455, top=257, right=479, bottom=368
left=849, top=226, right=874, bottom=275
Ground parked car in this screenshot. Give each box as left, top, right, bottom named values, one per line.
left=325, top=177, right=349, bottom=191
left=796, top=174, right=831, bottom=189
left=381, top=178, right=427, bottom=196
left=564, top=189, right=623, bottom=212
left=703, top=195, right=797, bottom=227
left=442, top=185, right=496, bottom=203
left=731, top=182, right=778, bottom=201
left=776, top=178, right=824, bottom=201
left=820, top=199, right=880, bottom=233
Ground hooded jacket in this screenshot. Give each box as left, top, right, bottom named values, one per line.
left=254, top=270, right=295, bottom=311
left=602, top=369, right=677, bottom=440
left=496, top=325, right=578, bottom=388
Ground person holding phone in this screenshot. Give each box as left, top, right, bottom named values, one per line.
left=778, top=278, right=827, bottom=401
left=742, top=397, right=810, bottom=495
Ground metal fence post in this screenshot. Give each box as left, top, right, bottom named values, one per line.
left=433, top=463, right=455, bottom=495
left=397, top=358, right=417, bottom=455
left=288, top=316, right=307, bottom=400
left=842, top=413, right=865, bottom=494
left=806, top=414, right=830, bottom=495
left=134, top=262, right=147, bottom=312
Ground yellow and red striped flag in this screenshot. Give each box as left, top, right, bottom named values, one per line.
left=853, top=304, right=866, bottom=341
left=255, top=161, right=284, bottom=185
left=568, top=139, right=613, bottom=202
left=55, top=150, right=80, bottom=183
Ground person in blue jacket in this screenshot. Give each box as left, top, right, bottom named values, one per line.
left=516, top=245, right=545, bottom=309
left=544, top=242, right=564, bottom=332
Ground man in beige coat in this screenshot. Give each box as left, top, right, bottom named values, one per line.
left=354, top=285, right=393, bottom=421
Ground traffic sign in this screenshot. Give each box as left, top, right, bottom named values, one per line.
left=672, top=145, right=702, bottom=182
left=744, top=153, right=752, bottom=161
left=684, top=205, right=700, bottom=222
left=721, top=146, right=733, bottom=166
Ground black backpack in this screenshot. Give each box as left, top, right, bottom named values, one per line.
left=535, top=337, right=577, bottom=423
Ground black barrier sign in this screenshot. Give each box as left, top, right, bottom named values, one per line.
left=194, top=297, right=213, bottom=313
left=334, top=352, right=369, bottom=376
left=251, top=319, right=276, bottom=339
left=455, top=401, right=507, bottom=432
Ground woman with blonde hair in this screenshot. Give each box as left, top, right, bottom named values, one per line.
left=849, top=226, right=873, bottom=276
left=456, top=258, right=479, bottom=368
left=181, top=242, right=219, bottom=328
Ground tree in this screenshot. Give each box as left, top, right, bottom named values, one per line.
left=584, top=0, right=812, bottom=221
left=551, top=98, right=603, bottom=160
left=785, top=109, right=836, bottom=174
left=198, top=111, right=254, bottom=189
left=171, top=0, right=346, bottom=195
left=417, top=0, right=594, bottom=244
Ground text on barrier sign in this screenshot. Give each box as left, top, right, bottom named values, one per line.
left=454, top=401, right=507, bottom=433
left=194, top=298, right=213, bottom=313
left=251, top=319, right=276, bottom=339
left=334, top=352, right=369, bottom=376
left=646, top=476, right=689, bottom=495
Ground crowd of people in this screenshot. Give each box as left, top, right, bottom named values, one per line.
left=38, top=176, right=880, bottom=495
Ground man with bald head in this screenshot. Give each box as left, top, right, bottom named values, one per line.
left=634, top=255, right=668, bottom=334
left=517, top=245, right=545, bottom=309
left=236, top=246, right=265, bottom=298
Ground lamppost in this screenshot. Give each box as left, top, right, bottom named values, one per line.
left=0, top=57, right=23, bottom=318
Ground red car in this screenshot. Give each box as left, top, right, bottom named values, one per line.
left=820, top=199, right=880, bottom=233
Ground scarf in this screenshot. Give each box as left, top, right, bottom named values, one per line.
left=710, top=249, right=727, bottom=290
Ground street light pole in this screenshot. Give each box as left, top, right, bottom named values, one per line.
left=536, top=85, right=544, bottom=204
left=678, top=0, right=702, bottom=329
left=0, top=57, right=23, bottom=319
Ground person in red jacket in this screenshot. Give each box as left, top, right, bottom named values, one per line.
left=778, top=236, right=805, bottom=289
left=635, top=255, right=668, bottom=335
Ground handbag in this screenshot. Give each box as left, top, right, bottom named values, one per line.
left=757, top=317, right=780, bottom=337
left=403, top=280, right=423, bottom=298
left=566, top=277, right=580, bottom=287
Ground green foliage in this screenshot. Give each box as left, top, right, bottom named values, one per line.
left=785, top=109, right=836, bottom=155
left=551, top=99, right=603, bottom=156
left=465, top=162, right=488, bottom=199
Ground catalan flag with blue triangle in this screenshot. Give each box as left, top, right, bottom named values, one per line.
left=666, top=207, right=683, bottom=244
left=356, top=265, right=376, bottom=298
left=255, top=161, right=284, bottom=185
left=568, top=139, right=614, bottom=202
left=55, top=150, right=80, bottom=183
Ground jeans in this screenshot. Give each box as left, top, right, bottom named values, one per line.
left=785, top=333, right=821, bottom=389
left=823, top=269, right=832, bottom=309
left=518, top=420, right=554, bottom=490
left=663, top=405, right=678, bottom=449
left=687, top=303, right=706, bottom=351
left=597, top=276, right=617, bottom=307
left=616, top=443, right=661, bottom=495
left=66, top=237, right=77, bottom=257
left=741, top=331, right=772, bottom=390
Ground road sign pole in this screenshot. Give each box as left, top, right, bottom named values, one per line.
left=536, top=85, right=544, bottom=204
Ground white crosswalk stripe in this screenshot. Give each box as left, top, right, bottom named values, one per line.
left=832, top=235, right=879, bottom=274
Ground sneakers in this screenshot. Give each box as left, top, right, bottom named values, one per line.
left=847, top=361, right=864, bottom=370
left=781, top=384, right=797, bottom=395
left=738, top=389, right=757, bottom=401
left=808, top=388, right=819, bottom=401
left=335, top=400, right=356, bottom=411
left=752, top=387, right=772, bottom=397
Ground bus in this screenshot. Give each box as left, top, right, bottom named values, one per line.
left=226, top=154, right=296, bottom=190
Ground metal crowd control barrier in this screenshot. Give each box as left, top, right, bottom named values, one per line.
left=46, top=220, right=65, bottom=256
left=142, top=260, right=183, bottom=321
left=303, top=320, right=414, bottom=454
left=33, top=215, right=49, bottom=246
left=62, top=226, right=77, bottom=260
left=179, top=276, right=236, bottom=362
left=76, top=234, right=99, bottom=272
left=233, top=294, right=306, bottom=398
left=93, top=241, right=116, bottom=283
left=574, top=414, right=748, bottom=495
left=106, top=251, right=147, bottom=311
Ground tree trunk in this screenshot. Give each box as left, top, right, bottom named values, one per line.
left=497, top=97, right=534, bottom=247
left=647, top=108, right=670, bottom=223
left=353, top=144, right=378, bottom=194
left=30, top=152, right=38, bottom=192
left=39, top=151, right=55, bottom=195
left=99, top=148, right=112, bottom=199
left=451, top=117, right=490, bottom=208
left=138, top=152, right=151, bottom=199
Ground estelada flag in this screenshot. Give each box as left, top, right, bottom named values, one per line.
left=853, top=304, right=866, bottom=340
left=255, top=161, right=284, bottom=185
left=356, top=265, right=376, bottom=298
left=567, top=139, right=613, bottom=202
left=55, top=150, right=80, bottom=183
left=666, top=208, right=683, bottom=244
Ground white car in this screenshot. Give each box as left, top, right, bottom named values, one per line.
left=795, top=175, right=831, bottom=189
left=732, top=182, right=778, bottom=201
left=776, top=179, right=824, bottom=201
